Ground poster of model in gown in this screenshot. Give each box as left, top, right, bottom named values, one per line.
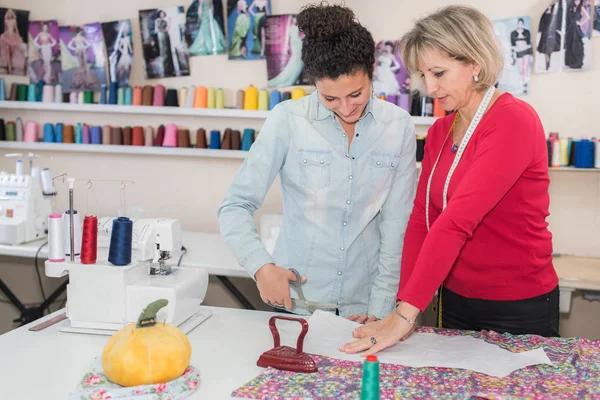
left=139, top=7, right=190, bottom=78
left=491, top=17, right=533, bottom=95
left=101, top=20, right=133, bottom=87
left=266, top=14, right=308, bottom=88
left=186, top=0, right=226, bottom=56
left=563, top=0, right=592, bottom=71
left=372, top=40, right=410, bottom=97
left=59, top=24, right=107, bottom=92
left=535, top=1, right=564, bottom=73
left=0, top=8, right=29, bottom=76
left=594, top=0, right=600, bottom=36
left=28, top=20, right=61, bottom=84
left=227, top=0, right=271, bottom=60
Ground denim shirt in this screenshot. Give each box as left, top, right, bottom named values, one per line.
left=217, top=91, right=417, bottom=318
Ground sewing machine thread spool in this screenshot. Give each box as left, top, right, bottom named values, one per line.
left=48, top=214, right=65, bottom=262
left=15, top=160, right=23, bottom=176
left=40, top=168, right=56, bottom=195
left=63, top=210, right=82, bottom=257
left=360, top=355, right=380, bottom=400
left=80, top=215, right=98, bottom=264
left=108, top=217, right=133, bottom=266
left=54, top=84, right=63, bottom=103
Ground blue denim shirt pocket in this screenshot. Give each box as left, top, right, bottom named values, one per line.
left=370, top=151, right=400, bottom=192
left=297, top=149, right=333, bottom=191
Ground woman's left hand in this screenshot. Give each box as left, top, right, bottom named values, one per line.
left=347, top=314, right=378, bottom=324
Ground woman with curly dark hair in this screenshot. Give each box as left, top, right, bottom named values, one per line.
left=219, top=2, right=416, bottom=322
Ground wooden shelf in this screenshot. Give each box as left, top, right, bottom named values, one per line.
left=0, top=100, right=439, bottom=126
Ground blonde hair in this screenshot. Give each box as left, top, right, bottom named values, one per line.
left=398, top=5, right=503, bottom=91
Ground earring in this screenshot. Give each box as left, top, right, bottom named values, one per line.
left=371, top=83, right=376, bottom=99
left=473, top=75, right=479, bottom=83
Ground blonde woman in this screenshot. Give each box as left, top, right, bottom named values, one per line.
left=342, top=5, right=559, bottom=356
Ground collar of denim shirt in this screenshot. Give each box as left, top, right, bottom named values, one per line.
left=310, top=90, right=378, bottom=124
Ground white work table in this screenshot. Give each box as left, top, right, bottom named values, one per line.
left=0, top=306, right=281, bottom=399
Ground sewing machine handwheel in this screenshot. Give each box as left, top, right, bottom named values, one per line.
left=268, top=315, right=309, bottom=354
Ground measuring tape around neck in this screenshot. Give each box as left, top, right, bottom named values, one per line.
left=425, top=86, right=496, bottom=231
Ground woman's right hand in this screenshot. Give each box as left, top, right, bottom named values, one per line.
left=255, top=263, right=306, bottom=310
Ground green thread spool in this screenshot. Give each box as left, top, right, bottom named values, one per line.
left=84, top=91, right=94, bottom=104
left=117, top=87, right=125, bottom=105
left=207, top=87, right=216, bottom=109
left=5, top=122, right=15, bottom=141
left=17, top=84, right=28, bottom=101
left=361, top=355, right=380, bottom=400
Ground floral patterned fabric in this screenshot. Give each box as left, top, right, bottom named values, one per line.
left=232, top=327, right=600, bottom=399
left=69, top=357, right=200, bottom=400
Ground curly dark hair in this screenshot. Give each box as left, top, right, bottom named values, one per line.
left=296, top=2, right=375, bottom=82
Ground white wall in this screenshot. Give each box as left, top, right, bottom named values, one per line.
left=0, top=0, right=599, bottom=258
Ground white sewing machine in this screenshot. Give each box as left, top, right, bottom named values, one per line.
left=45, top=218, right=210, bottom=335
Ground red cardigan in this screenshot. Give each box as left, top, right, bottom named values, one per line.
left=397, top=93, right=559, bottom=312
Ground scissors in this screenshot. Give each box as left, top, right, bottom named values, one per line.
left=267, top=268, right=338, bottom=314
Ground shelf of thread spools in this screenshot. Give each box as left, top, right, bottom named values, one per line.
left=546, top=133, right=600, bottom=172
left=0, top=79, right=439, bottom=126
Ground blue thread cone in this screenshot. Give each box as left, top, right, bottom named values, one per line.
left=0, top=78, right=5, bottom=101
left=108, top=217, right=133, bottom=266
left=91, top=126, right=102, bottom=144
left=75, top=123, right=83, bottom=143
left=269, top=90, right=281, bottom=110
left=36, top=80, right=45, bottom=101
left=27, top=84, right=37, bottom=102
left=241, top=128, right=255, bottom=151
left=43, top=123, right=55, bottom=143
left=209, top=130, right=221, bottom=149
left=109, top=82, right=118, bottom=104
left=124, top=86, right=133, bottom=105
left=575, top=139, right=594, bottom=168
left=99, top=84, right=107, bottom=104
left=55, top=123, right=63, bottom=143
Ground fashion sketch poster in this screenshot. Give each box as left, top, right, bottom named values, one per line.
left=492, top=16, right=533, bottom=95
left=594, top=0, right=600, bottom=36
left=563, top=0, right=592, bottom=71
left=59, top=24, right=107, bottom=92
left=535, top=1, right=564, bottom=73
left=139, top=7, right=190, bottom=79
left=101, top=20, right=133, bottom=87
left=373, top=40, right=410, bottom=96
left=28, top=20, right=61, bottom=84
left=186, top=0, right=227, bottom=56
left=227, top=0, right=271, bottom=60
left=0, top=8, right=29, bottom=76
left=266, top=14, right=309, bottom=88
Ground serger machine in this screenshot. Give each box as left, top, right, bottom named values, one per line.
left=45, top=204, right=210, bottom=334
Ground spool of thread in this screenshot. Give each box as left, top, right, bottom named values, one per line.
left=569, top=138, right=579, bottom=166
left=360, top=355, right=380, bottom=400
left=15, top=118, right=23, bottom=141
left=15, top=159, right=23, bottom=176
left=82, top=124, right=91, bottom=144
left=102, top=125, right=111, bottom=144
left=24, top=121, right=38, bottom=142
left=154, top=125, right=165, bottom=146
left=221, top=128, right=232, bottom=149
left=560, top=138, right=569, bottom=166
left=258, top=90, right=269, bottom=110
left=398, top=94, right=409, bottom=112
left=54, top=84, right=63, bottom=103
left=575, top=139, right=594, bottom=168
left=142, top=85, right=153, bottom=106
left=48, top=214, right=65, bottom=262
left=244, top=85, right=258, bottom=110
left=207, top=87, right=216, bottom=108
left=132, top=126, right=144, bottom=146
left=91, top=126, right=102, bottom=144
left=108, top=217, right=133, bottom=266
left=269, top=90, right=281, bottom=110
left=551, top=139, right=560, bottom=168
left=549, top=132, right=559, bottom=141
left=163, top=124, right=178, bottom=147
left=132, top=86, right=142, bottom=106
left=209, top=130, right=221, bottom=149
left=291, top=88, right=306, bottom=100
left=433, top=98, right=446, bottom=117
left=144, top=126, right=153, bottom=146
left=196, top=128, right=207, bottom=148
left=117, top=87, right=125, bottom=105
left=41, top=168, right=56, bottom=195
left=236, top=90, right=245, bottom=109
left=546, top=139, right=552, bottom=167
left=241, top=128, right=255, bottom=151
left=0, top=119, right=5, bottom=140
left=108, top=82, right=118, bottom=104
left=595, top=140, right=600, bottom=169
left=410, top=90, right=422, bottom=116
left=36, top=81, right=44, bottom=101
left=386, top=94, right=397, bottom=105
left=79, top=91, right=86, bottom=105
left=68, top=91, right=77, bottom=104
left=282, top=91, right=291, bottom=101
left=178, top=129, right=190, bottom=148
left=63, top=210, right=82, bottom=257
left=185, top=85, right=195, bottom=108
left=379, top=94, right=386, bottom=100
left=43, top=123, right=55, bottom=143
left=99, top=84, right=107, bottom=104
left=416, top=136, right=426, bottom=162
left=216, top=88, right=225, bottom=109
left=231, top=130, right=241, bottom=150
left=31, top=166, right=41, bottom=184
left=165, top=88, right=179, bottom=107
left=153, top=85, right=166, bottom=106
left=84, top=90, right=94, bottom=104
left=5, top=122, right=15, bottom=141
left=80, top=215, right=98, bottom=264
left=123, top=126, right=132, bottom=145
left=124, top=87, right=133, bottom=105
left=55, top=123, right=63, bottom=143
left=27, top=83, right=37, bottom=102
left=0, top=78, right=5, bottom=101
left=9, top=83, right=18, bottom=100
left=75, top=123, right=83, bottom=143
left=194, top=86, right=208, bottom=108
left=42, top=85, right=54, bottom=103
left=179, top=87, right=188, bottom=107
left=111, top=127, right=123, bottom=145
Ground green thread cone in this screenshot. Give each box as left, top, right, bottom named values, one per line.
left=361, top=355, right=380, bottom=400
